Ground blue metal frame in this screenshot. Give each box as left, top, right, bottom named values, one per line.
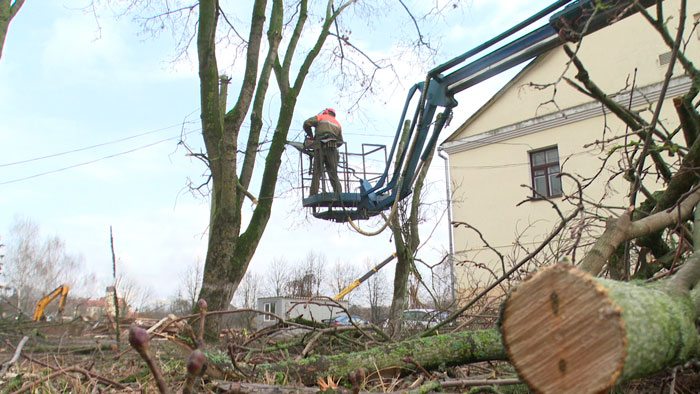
left=304, top=0, right=655, bottom=222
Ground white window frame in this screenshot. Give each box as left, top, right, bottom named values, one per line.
left=263, top=302, right=276, bottom=321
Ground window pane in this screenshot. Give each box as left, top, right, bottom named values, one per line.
left=534, top=169, right=545, bottom=177
left=534, top=175, right=547, bottom=196
left=532, top=151, right=546, bottom=166
left=548, top=165, right=561, bottom=196
left=545, top=148, right=559, bottom=163
left=549, top=173, right=562, bottom=196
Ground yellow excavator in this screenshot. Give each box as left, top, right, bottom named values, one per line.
left=33, top=284, right=69, bottom=321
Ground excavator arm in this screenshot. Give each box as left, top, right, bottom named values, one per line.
left=33, top=284, right=69, bottom=321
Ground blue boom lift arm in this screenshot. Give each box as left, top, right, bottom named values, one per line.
left=303, top=0, right=654, bottom=222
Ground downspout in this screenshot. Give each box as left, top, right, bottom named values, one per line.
left=438, top=147, right=457, bottom=307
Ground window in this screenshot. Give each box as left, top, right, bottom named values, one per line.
left=529, top=146, right=562, bottom=198
left=658, top=51, right=673, bottom=66
left=263, top=302, right=276, bottom=321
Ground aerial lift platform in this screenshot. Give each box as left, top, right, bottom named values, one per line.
left=298, top=0, right=655, bottom=223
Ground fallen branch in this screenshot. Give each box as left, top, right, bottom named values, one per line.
left=398, top=377, right=523, bottom=393
left=580, top=187, right=700, bottom=275
left=10, top=365, right=127, bottom=394
left=254, top=328, right=507, bottom=385
left=4, top=338, right=126, bottom=390
left=211, top=380, right=361, bottom=393
left=0, top=336, right=28, bottom=378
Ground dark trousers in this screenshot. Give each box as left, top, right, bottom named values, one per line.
left=310, top=142, right=341, bottom=195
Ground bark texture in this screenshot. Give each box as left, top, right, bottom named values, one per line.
left=0, top=0, right=24, bottom=60
left=388, top=119, right=440, bottom=336
left=388, top=121, right=414, bottom=333
left=501, top=264, right=699, bottom=394
left=255, top=328, right=507, bottom=385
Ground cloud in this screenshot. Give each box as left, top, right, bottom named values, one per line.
left=41, top=10, right=197, bottom=89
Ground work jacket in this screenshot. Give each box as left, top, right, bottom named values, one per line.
left=303, top=113, right=343, bottom=141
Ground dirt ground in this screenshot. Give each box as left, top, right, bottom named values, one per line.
left=1, top=318, right=700, bottom=393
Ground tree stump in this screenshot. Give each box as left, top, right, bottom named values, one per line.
left=501, top=263, right=699, bottom=394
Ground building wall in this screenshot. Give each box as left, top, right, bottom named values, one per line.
left=451, top=0, right=696, bottom=141
left=441, top=0, right=699, bottom=290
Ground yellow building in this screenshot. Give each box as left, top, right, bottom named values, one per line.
left=439, top=0, right=699, bottom=292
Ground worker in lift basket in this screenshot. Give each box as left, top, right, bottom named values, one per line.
left=303, top=108, right=343, bottom=195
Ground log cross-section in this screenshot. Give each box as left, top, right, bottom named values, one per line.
left=502, top=264, right=626, bottom=393
left=501, top=263, right=700, bottom=394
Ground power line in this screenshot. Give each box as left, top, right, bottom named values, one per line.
left=0, top=130, right=200, bottom=186
left=0, top=122, right=197, bottom=168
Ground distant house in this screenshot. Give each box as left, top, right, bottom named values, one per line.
left=78, top=287, right=130, bottom=319
left=257, top=296, right=349, bottom=329
left=85, top=299, right=106, bottom=319
left=439, top=0, right=699, bottom=292
left=103, top=286, right=130, bottom=317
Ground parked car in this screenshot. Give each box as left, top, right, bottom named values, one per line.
left=323, top=315, right=369, bottom=327
left=402, top=309, right=449, bottom=328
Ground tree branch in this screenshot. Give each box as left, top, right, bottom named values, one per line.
left=580, top=187, right=700, bottom=275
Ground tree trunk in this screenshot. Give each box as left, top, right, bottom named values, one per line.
left=255, top=328, right=507, bottom=385
left=0, top=0, right=24, bottom=61
left=388, top=120, right=413, bottom=334
left=388, top=245, right=411, bottom=336
left=500, top=263, right=699, bottom=394
left=195, top=0, right=356, bottom=340
left=196, top=0, right=246, bottom=337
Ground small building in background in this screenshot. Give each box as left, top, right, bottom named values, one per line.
left=256, top=296, right=348, bottom=330
left=76, top=287, right=130, bottom=320
left=103, top=286, right=130, bottom=317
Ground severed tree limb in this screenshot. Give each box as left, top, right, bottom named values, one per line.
left=674, top=96, right=700, bottom=147
left=0, top=336, right=28, bottom=378
left=398, top=377, right=523, bottom=393
left=211, top=380, right=365, bottom=393
left=253, top=328, right=507, bottom=385
left=501, top=263, right=700, bottom=394
left=579, top=187, right=700, bottom=275
left=666, top=201, right=700, bottom=292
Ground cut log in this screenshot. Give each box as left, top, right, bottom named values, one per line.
left=501, top=263, right=699, bottom=394
left=255, top=328, right=507, bottom=385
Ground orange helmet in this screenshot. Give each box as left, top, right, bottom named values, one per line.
left=322, top=108, right=336, bottom=116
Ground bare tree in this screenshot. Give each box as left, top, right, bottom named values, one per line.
left=2, top=217, right=83, bottom=316
left=108, top=0, right=451, bottom=338
left=284, top=251, right=327, bottom=297
left=115, top=274, right=153, bottom=314
left=176, top=259, right=204, bottom=309
left=264, top=257, right=289, bottom=297
left=169, top=259, right=204, bottom=314
left=329, top=258, right=361, bottom=301
left=236, top=270, right=260, bottom=309
left=385, top=119, right=444, bottom=335
left=233, top=270, right=260, bottom=330
left=362, top=257, right=389, bottom=324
